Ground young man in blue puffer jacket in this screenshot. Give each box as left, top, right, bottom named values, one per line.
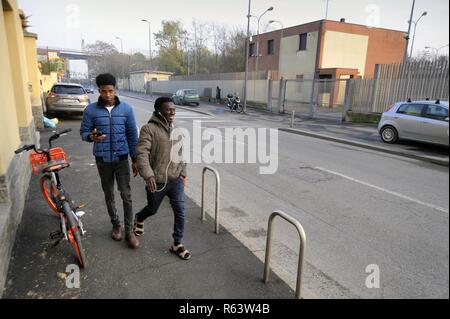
left=80, top=73, right=140, bottom=249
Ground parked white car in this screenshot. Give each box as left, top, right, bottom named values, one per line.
left=378, top=100, right=449, bottom=146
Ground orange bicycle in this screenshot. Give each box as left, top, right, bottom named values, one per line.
left=15, top=128, right=87, bottom=268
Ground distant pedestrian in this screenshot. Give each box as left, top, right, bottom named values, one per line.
left=80, top=73, right=140, bottom=249
left=216, top=86, right=221, bottom=104
left=133, top=97, right=190, bottom=260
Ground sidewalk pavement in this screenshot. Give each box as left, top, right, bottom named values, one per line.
left=3, top=120, right=296, bottom=299
left=118, top=90, right=449, bottom=167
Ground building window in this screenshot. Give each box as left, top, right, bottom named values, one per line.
left=296, top=75, right=304, bottom=93
left=267, top=40, right=274, bottom=55
left=319, top=74, right=333, bottom=94
left=299, top=33, right=307, bottom=51
left=249, top=43, right=255, bottom=56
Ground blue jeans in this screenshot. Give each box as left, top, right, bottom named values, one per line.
left=136, top=178, right=185, bottom=243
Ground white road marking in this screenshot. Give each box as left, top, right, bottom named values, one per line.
left=315, top=166, right=449, bottom=214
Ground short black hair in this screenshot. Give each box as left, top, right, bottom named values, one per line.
left=154, top=97, right=173, bottom=111
left=96, top=73, right=116, bottom=88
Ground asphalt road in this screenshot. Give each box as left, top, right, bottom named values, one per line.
left=120, top=94, right=449, bottom=299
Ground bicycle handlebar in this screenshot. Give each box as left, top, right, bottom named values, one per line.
left=14, top=128, right=73, bottom=155
left=14, top=144, right=35, bottom=154
left=59, top=128, right=72, bottom=135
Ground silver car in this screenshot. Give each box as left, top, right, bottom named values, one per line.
left=46, top=83, right=90, bottom=116
left=378, top=100, right=449, bottom=146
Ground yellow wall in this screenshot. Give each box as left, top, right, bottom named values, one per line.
left=145, top=72, right=172, bottom=82
left=24, top=34, right=41, bottom=107
left=47, top=51, right=58, bottom=60
left=4, top=1, right=33, bottom=129
left=129, top=72, right=172, bottom=92
left=41, top=72, right=58, bottom=93
left=0, top=1, right=21, bottom=175
left=321, top=31, right=369, bottom=77
left=278, top=31, right=319, bottom=80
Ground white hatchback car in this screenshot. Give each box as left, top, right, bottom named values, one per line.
left=378, top=100, right=449, bottom=146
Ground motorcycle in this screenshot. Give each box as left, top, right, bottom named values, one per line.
left=226, top=93, right=243, bottom=113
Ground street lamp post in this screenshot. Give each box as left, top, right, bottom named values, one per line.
left=425, top=44, right=450, bottom=59
left=244, top=5, right=273, bottom=114
left=141, top=19, right=153, bottom=71
left=325, top=0, right=332, bottom=19
left=409, top=11, right=427, bottom=58
left=115, top=36, right=123, bottom=55
left=255, top=6, right=274, bottom=79
left=115, top=36, right=125, bottom=85
left=243, top=0, right=252, bottom=114
left=141, top=19, right=153, bottom=96
left=404, top=0, right=416, bottom=61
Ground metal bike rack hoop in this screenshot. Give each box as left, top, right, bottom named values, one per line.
left=263, top=210, right=306, bottom=299
left=201, top=166, right=221, bottom=234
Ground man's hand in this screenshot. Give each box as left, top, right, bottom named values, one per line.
left=132, top=163, right=138, bottom=177
left=90, top=128, right=106, bottom=142
left=146, top=176, right=157, bottom=193
left=181, top=176, right=186, bottom=188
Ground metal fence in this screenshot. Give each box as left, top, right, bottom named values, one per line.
left=282, top=79, right=349, bottom=121
left=347, top=59, right=449, bottom=114
left=119, top=59, right=449, bottom=119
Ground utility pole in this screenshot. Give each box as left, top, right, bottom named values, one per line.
left=194, top=22, right=198, bottom=74
left=404, top=0, right=416, bottom=61
left=141, top=19, right=153, bottom=72
left=325, top=0, right=331, bottom=19
left=116, top=36, right=124, bottom=80
left=409, top=11, right=427, bottom=58
left=243, top=0, right=251, bottom=114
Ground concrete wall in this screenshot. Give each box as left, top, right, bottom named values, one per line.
left=0, top=0, right=39, bottom=297
left=24, top=32, right=44, bottom=130
left=151, top=79, right=270, bottom=105
left=278, top=31, right=319, bottom=80
left=321, top=31, right=369, bottom=77
left=4, top=2, right=33, bottom=133
left=119, top=72, right=173, bottom=93
left=130, top=73, right=146, bottom=93
left=322, top=20, right=406, bottom=78
left=0, top=0, right=20, bottom=176
left=251, top=19, right=405, bottom=80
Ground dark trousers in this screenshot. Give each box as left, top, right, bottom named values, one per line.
left=136, top=178, right=185, bottom=244
left=96, top=159, right=133, bottom=235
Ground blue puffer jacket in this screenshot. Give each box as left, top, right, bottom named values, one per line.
left=80, top=96, right=138, bottom=162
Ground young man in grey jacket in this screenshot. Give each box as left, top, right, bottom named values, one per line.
left=133, top=97, right=190, bottom=260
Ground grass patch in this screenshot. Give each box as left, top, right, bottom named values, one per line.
left=345, top=111, right=381, bottom=123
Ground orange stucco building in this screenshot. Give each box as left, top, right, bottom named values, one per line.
left=249, top=19, right=407, bottom=80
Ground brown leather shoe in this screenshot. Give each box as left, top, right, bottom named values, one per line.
left=111, top=226, right=123, bottom=241
left=126, top=233, right=140, bottom=249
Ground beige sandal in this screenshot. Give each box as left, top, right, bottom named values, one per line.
left=170, top=243, right=191, bottom=260
left=133, top=216, right=144, bottom=237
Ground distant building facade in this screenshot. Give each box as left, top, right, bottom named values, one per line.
left=249, top=19, right=407, bottom=80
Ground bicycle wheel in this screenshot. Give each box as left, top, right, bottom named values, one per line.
left=40, top=175, right=60, bottom=216
left=64, top=202, right=87, bottom=268
left=68, top=229, right=87, bottom=268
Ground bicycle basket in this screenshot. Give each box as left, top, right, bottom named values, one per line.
left=29, top=147, right=69, bottom=174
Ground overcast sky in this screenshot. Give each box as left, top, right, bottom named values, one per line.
left=19, top=0, right=449, bottom=57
